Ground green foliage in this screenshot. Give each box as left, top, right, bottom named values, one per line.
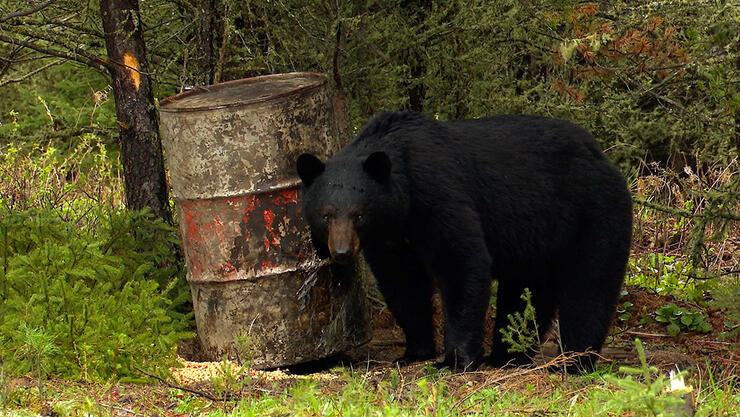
left=219, top=1, right=738, bottom=168
left=0, top=133, right=191, bottom=383
left=628, top=253, right=706, bottom=301
left=601, top=338, right=688, bottom=416
left=0, top=134, right=123, bottom=216
left=709, top=283, right=740, bottom=341
left=617, top=300, right=635, bottom=322
left=209, top=355, right=250, bottom=399
left=650, top=304, right=712, bottom=336
left=5, top=1, right=735, bottom=170
left=170, top=389, right=210, bottom=415
left=0, top=62, right=116, bottom=149
left=500, top=288, right=539, bottom=354
left=0, top=207, right=193, bottom=380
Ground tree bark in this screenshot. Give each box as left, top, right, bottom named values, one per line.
left=99, top=0, right=173, bottom=224
left=401, top=0, right=431, bottom=113
left=193, top=0, right=217, bottom=86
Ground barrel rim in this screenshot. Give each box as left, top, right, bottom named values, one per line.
left=159, top=72, right=328, bottom=113
left=171, top=176, right=303, bottom=202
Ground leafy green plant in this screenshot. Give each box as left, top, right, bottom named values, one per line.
left=233, top=332, right=257, bottom=368
left=628, top=253, right=707, bottom=301
left=617, top=301, right=635, bottom=322
left=651, top=304, right=712, bottom=336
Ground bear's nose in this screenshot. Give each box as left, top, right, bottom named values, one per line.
left=331, top=248, right=353, bottom=264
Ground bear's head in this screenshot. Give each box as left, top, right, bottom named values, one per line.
left=296, top=151, right=394, bottom=264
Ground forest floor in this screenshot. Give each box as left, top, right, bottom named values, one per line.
left=3, top=284, right=738, bottom=416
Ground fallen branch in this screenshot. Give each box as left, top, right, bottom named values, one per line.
left=626, top=331, right=671, bottom=338
left=134, top=365, right=283, bottom=402
left=100, top=404, right=144, bottom=416
left=633, top=197, right=740, bottom=222
left=684, top=270, right=740, bottom=281
left=133, top=366, right=226, bottom=402
left=452, top=352, right=589, bottom=411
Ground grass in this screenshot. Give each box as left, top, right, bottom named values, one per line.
left=1, top=359, right=738, bottom=416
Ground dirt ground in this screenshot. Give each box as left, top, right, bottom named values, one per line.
left=168, top=284, right=738, bottom=401
left=5, top=285, right=737, bottom=416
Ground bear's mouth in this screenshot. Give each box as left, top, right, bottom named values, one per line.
left=331, top=251, right=355, bottom=265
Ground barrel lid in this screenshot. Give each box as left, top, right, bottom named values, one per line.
left=159, top=72, right=327, bottom=112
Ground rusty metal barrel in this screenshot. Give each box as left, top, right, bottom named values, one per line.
left=159, top=73, right=370, bottom=368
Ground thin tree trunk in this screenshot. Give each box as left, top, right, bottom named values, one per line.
left=401, top=0, right=430, bottom=113
left=193, top=0, right=217, bottom=86
left=99, top=0, right=173, bottom=224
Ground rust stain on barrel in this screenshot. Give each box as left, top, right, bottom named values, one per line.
left=179, top=187, right=311, bottom=283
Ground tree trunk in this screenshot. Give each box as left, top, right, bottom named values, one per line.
left=401, top=0, right=430, bottom=113
left=193, top=0, right=217, bottom=86
left=99, top=0, right=173, bottom=224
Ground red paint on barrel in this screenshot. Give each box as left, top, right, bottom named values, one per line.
left=180, top=188, right=315, bottom=282
left=272, top=189, right=299, bottom=206
left=263, top=209, right=275, bottom=230
left=281, top=189, right=299, bottom=204
left=263, top=209, right=280, bottom=247
left=218, top=261, right=237, bottom=274
left=242, top=196, right=257, bottom=224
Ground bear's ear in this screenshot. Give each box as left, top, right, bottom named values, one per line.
left=363, top=151, right=391, bottom=183
left=296, top=153, right=325, bottom=187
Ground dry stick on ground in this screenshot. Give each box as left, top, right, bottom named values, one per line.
left=633, top=197, right=740, bottom=222
left=134, top=366, right=283, bottom=402
left=133, top=366, right=224, bottom=401
left=452, top=352, right=589, bottom=412
left=99, top=404, right=144, bottom=416
left=627, top=331, right=672, bottom=338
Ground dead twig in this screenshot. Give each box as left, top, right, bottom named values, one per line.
left=133, top=366, right=226, bottom=402
left=100, top=403, right=144, bottom=416
left=134, top=365, right=284, bottom=402
left=452, top=352, right=587, bottom=411
left=627, top=331, right=671, bottom=338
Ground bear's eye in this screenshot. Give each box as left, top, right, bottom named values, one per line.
left=322, top=213, right=332, bottom=223
left=354, top=214, right=363, bottom=223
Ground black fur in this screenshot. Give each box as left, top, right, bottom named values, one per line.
left=297, top=111, right=632, bottom=372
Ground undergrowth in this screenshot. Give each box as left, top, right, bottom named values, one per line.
left=0, top=137, right=193, bottom=382
left=6, top=357, right=735, bottom=416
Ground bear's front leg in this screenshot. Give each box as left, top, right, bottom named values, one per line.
left=362, top=242, right=436, bottom=363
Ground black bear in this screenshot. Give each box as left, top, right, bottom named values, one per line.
left=296, top=111, right=632, bottom=372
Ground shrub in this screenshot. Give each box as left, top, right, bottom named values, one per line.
left=0, top=139, right=191, bottom=381
left=0, top=207, right=192, bottom=380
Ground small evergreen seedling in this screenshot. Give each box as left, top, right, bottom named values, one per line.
left=500, top=288, right=540, bottom=355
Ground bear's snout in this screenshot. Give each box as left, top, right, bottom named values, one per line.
left=327, top=219, right=359, bottom=264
